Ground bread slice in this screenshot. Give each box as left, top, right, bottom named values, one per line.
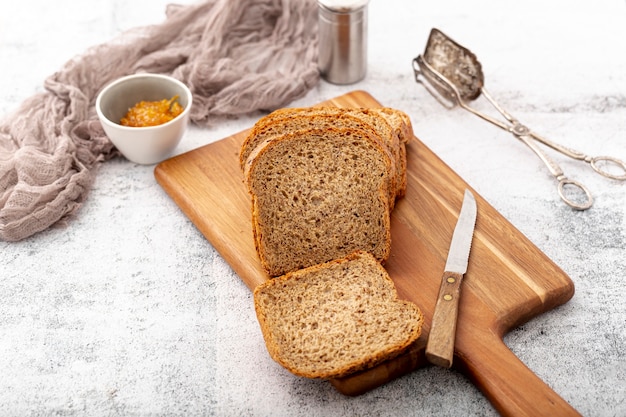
left=239, top=106, right=412, bottom=201
left=245, top=127, right=392, bottom=277
left=253, top=251, right=424, bottom=379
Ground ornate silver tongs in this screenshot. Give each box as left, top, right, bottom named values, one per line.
left=413, top=28, right=626, bottom=210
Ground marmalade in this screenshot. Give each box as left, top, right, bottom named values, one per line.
left=120, top=95, right=184, bottom=127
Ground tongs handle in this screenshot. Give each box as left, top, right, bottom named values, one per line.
left=527, top=130, right=626, bottom=181
left=516, top=134, right=593, bottom=210
left=589, top=156, right=626, bottom=180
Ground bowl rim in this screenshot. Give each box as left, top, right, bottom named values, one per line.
left=95, top=73, right=193, bottom=131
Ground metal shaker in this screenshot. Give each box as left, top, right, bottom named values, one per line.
left=317, top=0, right=370, bottom=84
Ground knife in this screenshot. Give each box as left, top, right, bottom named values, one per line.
left=425, top=189, right=477, bottom=368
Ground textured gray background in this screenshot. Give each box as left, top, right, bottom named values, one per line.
left=1, top=0, right=625, bottom=416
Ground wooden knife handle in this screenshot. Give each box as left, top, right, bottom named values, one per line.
left=425, top=270, right=464, bottom=368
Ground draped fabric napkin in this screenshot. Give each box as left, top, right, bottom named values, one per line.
left=0, top=0, right=319, bottom=242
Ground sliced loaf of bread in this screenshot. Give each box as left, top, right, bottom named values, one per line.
left=245, top=127, right=392, bottom=277
left=253, top=251, right=424, bottom=379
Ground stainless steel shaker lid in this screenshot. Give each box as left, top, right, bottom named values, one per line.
left=318, top=0, right=369, bottom=12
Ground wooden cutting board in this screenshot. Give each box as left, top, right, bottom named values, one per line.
left=154, top=90, right=580, bottom=417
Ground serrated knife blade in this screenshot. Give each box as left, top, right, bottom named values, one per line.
left=425, top=189, right=477, bottom=368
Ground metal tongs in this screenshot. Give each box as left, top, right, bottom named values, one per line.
left=413, top=28, right=626, bottom=210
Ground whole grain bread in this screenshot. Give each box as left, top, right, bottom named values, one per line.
left=245, top=127, right=392, bottom=277
left=240, top=106, right=412, bottom=200
left=253, top=251, right=424, bottom=379
left=241, top=112, right=398, bottom=209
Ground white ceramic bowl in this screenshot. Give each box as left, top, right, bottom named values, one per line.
left=96, top=73, right=193, bottom=165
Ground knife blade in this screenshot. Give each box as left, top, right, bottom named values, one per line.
left=425, top=189, right=477, bottom=368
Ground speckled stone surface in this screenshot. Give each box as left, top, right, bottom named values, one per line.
left=1, top=0, right=625, bottom=416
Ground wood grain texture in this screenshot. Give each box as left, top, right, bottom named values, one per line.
left=154, top=90, right=580, bottom=416
left=425, top=271, right=465, bottom=369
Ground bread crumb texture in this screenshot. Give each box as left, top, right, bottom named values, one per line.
left=254, top=251, right=424, bottom=379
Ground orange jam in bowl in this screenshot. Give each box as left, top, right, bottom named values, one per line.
left=96, top=73, right=193, bottom=164
left=120, top=96, right=184, bottom=127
